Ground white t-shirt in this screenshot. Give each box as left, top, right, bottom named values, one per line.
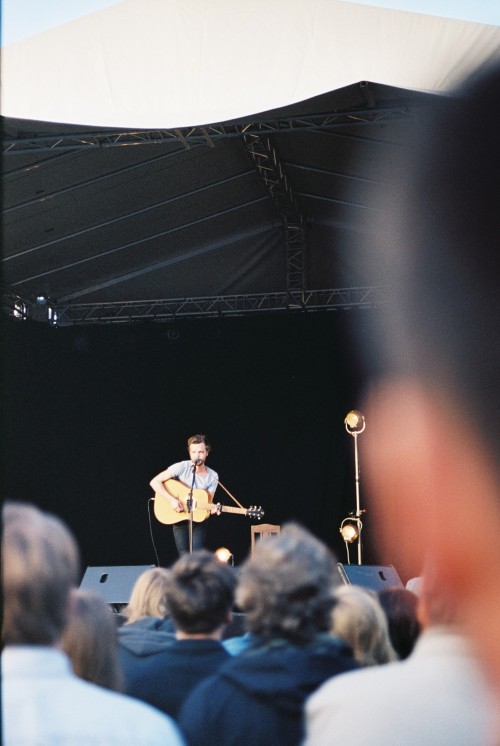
left=168, top=460, right=218, bottom=495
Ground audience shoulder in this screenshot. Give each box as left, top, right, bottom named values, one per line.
left=61, top=676, right=185, bottom=744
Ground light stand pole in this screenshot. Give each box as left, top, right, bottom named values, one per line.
left=340, top=410, right=366, bottom=565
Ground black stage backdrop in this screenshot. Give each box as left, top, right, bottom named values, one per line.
left=3, top=309, right=399, bottom=577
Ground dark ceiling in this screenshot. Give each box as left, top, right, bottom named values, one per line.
left=2, top=81, right=433, bottom=325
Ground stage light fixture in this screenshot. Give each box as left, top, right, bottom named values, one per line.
left=215, top=547, right=234, bottom=565
left=344, top=410, right=366, bottom=434
left=339, top=517, right=361, bottom=544
left=341, top=409, right=366, bottom=564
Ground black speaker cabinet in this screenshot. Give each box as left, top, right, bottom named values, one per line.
left=337, top=563, right=404, bottom=591
left=79, top=565, right=155, bottom=604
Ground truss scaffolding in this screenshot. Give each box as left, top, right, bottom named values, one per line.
left=242, top=129, right=306, bottom=292
left=2, top=106, right=413, bottom=155
left=3, top=286, right=385, bottom=326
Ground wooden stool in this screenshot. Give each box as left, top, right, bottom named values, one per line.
left=250, top=523, right=280, bottom=557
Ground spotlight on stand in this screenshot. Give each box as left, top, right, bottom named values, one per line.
left=339, top=516, right=362, bottom=566
left=339, top=517, right=360, bottom=544
left=215, top=547, right=234, bottom=566
left=344, top=410, right=366, bottom=434
left=340, top=410, right=366, bottom=565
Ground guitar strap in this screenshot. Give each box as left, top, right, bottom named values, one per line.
left=216, top=479, right=245, bottom=510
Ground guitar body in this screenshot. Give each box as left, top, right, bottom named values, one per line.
left=154, top=479, right=213, bottom=525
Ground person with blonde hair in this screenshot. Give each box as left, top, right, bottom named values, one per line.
left=61, top=588, right=124, bottom=691
left=124, top=566, right=172, bottom=623
left=118, top=566, right=175, bottom=699
left=2, top=501, right=184, bottom=746
left=330, top=585, right=397, bottom=667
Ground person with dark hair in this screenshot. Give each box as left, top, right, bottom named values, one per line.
left=120, top=549, right=235, bottom=719
left=178, top=523, right=358, bottom=746
left=150, top=434, right=219, bottom=555
left=1, top=502, right=184, bottom=745
left=377, top=587, right=421, bottom=660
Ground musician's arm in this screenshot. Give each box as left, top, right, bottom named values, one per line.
left=150, top=467, right=183, bottom=511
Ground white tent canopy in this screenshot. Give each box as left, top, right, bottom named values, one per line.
left=2, top=0, right=500, bottom=129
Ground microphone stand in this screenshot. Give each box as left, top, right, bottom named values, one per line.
left=187, top=463, right=197, bottom=554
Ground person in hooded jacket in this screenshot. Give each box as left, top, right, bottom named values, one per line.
left=178, top=522, right=358, bottom=746
left=118, top=566, right=176, bottom=694
left=118, top=554, right=235, bottom=719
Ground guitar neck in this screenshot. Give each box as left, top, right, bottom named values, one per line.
left=219, top=505, right=247, bottom=516
left=195, top=502, right=247, bottom=517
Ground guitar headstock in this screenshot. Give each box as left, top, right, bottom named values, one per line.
left=247, top=506, right=264, bottom=520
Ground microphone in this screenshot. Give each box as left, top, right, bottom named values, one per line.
left=193, top=458, right=203, bottom=467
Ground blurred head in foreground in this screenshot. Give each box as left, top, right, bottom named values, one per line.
left=2, top=501, right=80, bottom=646
left=357, top=62, right=500, bottom=698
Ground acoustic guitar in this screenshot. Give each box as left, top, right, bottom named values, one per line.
left=154, top=478, right=264, bottom=524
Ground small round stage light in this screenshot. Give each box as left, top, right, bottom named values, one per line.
left=344, top=410, right=366, bottom=434
left=215, top=547, right=234, bottom=565
left=339, top=518, right=360, bottom=544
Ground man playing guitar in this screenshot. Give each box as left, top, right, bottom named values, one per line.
left=150, top=434, right=219, bottom=556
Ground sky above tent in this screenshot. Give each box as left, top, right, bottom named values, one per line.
left=2, top=0, right=499, bottom=46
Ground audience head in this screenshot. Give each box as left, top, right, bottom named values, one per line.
left=164, top=549, right=236, bottom=635
left=60, top=588, right=123, bottom=691
left=2, top=501, right=80, bottom=646
left=377, top=587, right=421, bottom=660
left=357, top=62, right=500, bottom=695
left=236, top=522, right=339, bottom=644
left=331, top=585, right=397, bottom=666
left=124, top=566, right=171, bottom=624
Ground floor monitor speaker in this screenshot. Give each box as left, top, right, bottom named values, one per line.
left=79, top=565, right=155, bottom=604
left=337, top=563, right=404, bottom=592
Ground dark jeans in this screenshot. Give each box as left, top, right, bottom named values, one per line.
left=172, top=520, right=206, bottom=556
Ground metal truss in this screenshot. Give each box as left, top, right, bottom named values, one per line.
left=9, top=287, right=383, bottom=326
left=2, top=106, right=413, bottom=155
left=242, top=130, right=306, bottom=291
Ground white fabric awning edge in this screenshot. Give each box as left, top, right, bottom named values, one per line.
left=2, top=0, right=500, bottom=129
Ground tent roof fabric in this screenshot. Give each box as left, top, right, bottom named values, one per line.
left=2, top=82, right=432, bottom=321
left=2, top=2, right=499, bottom=323
left=2, top=0, right=500, bottom=128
